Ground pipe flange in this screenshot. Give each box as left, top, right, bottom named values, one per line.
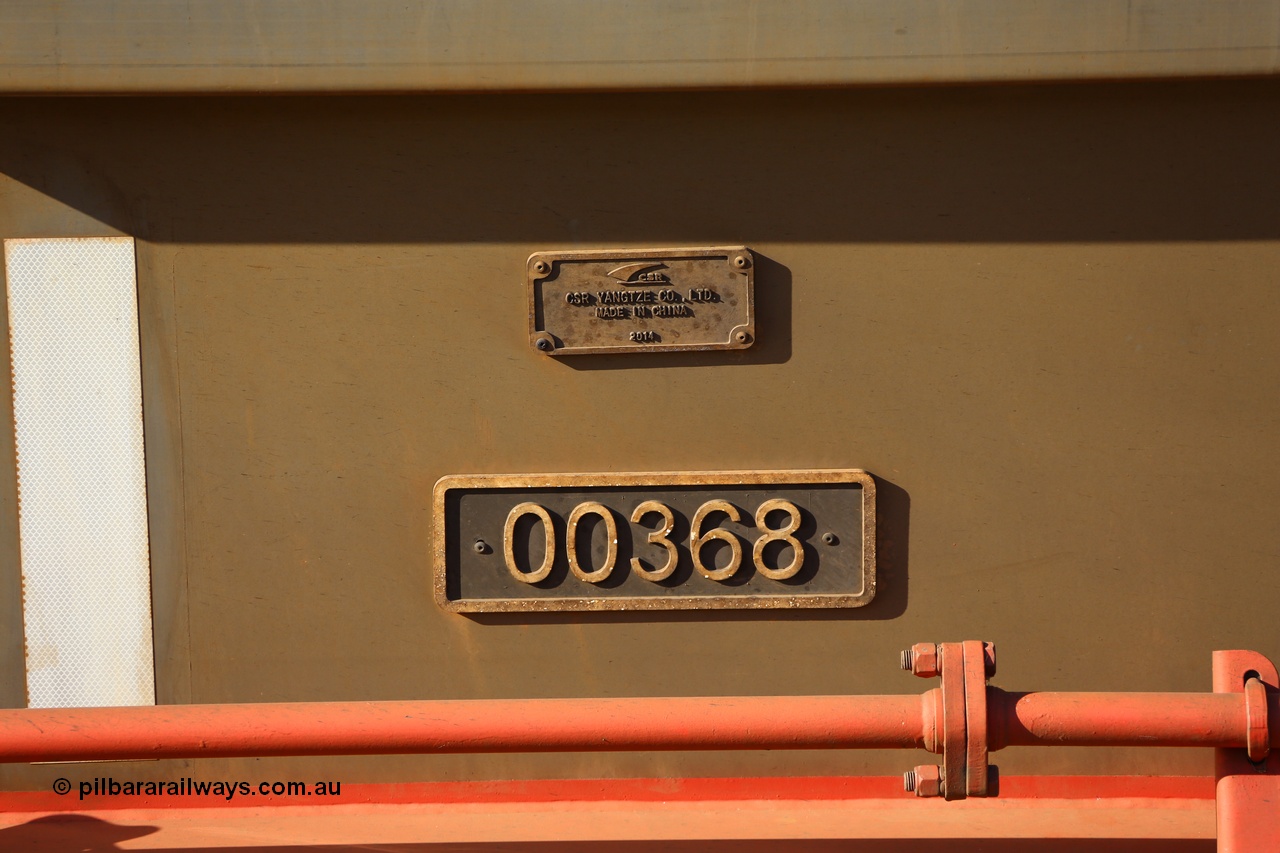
left=962, top=640, right=991, bottom=797
left=938, top=642, right=968, bottom=800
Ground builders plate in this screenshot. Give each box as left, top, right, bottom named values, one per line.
left=433, top=470, right=875, bottom=612
left=527, top=247, right=755, bottom=355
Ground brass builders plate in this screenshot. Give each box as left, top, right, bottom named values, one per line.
left=527, top=247, right=754, bottom=355
left=433, top=470, right=875, bottom=612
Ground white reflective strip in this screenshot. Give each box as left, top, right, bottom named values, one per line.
left=5, top=237, right=156, bottom=708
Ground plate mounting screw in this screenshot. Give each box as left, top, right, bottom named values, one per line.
left=533, top=260, right=550, bottom=275
left=734, top=330, right=752, bottom=344
left=821, top=532, right=838, bottom=545
left=733, top=254, right=751, bottom=270
left=534, top=333, right=556, bottom=352
left=473, top=540, right=491, bottom=554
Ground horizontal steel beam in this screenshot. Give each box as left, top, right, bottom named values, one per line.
left=4, top=643, right=1273, bottom=848
left=1, top=0, right=1278, bottom=94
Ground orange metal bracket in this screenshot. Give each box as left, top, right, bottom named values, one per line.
left=1212, top=649, right=1280, bottom=853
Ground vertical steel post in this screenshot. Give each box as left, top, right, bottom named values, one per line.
left=1212, top=650, right=1280, bottom=852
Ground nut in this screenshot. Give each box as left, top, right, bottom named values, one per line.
left=902, top=643, right=939, bottom=678
left=907, top=764, right=942, bottom=798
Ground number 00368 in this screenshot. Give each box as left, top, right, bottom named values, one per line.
left=433, top=470, right=876, bottom=613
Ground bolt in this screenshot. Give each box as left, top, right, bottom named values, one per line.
left=733, top=254, right=751, bottom=269
left=900, top=643, right=939, bottom=678
left=534, top=260, right=550, bottom=274
left=535, top=337, right=554, bottom=352
left=906, top=764, right=942, bottom=798
left=734, top=331, right=752, bottom=344
left=821, top=532, right=838, bottom=545
left=473, top=540, right=490, bottom=554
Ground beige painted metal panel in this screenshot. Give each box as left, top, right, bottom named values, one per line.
left=0, top=0, right=1277, bottom=93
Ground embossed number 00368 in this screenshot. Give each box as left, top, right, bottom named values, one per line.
left=502, top=499, right=805, bottom=584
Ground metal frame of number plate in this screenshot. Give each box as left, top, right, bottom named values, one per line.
left=432, top=469, right=876, bottom=613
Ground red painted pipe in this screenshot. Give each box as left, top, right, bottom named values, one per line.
left=0, top=695, right=928, bottom=763
left=0, top=689, right=1272, bottom=764
left=996, top=691, right=1280, bottom=749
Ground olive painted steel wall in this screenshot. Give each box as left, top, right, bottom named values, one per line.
left=1, top=80, right=1278, bottom=790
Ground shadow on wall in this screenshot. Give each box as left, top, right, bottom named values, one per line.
left=0, top=812, right=1215, bottom=852
left=0, top=814, right=158, bottom=852
left=0, top=81, right=1276, bottom=246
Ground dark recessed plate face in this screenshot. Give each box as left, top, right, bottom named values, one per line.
left=433, top=470, right=875, bottom=612
left=526, top=247, right=754, bottom=355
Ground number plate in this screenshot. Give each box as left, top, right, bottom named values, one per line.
left=527, top=246, right=755, bottom=355
left=433, top=470, right=875, bottom=612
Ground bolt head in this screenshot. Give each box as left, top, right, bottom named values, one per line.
left=473, top=540, right=490, bottom=554
left=535, top=337, right=553, bottom=351
left=534, top=260, right=550, bottom=274
left=821, top=532, right=838, bottom=545
left=733, top=254, right=751, bottom=269
left=734, top=331, right=752, bottom=344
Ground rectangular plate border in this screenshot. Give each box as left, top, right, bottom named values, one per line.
left=526, top=245, right=755, bottom=356
left=432, top=468, right=876, bottom=613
